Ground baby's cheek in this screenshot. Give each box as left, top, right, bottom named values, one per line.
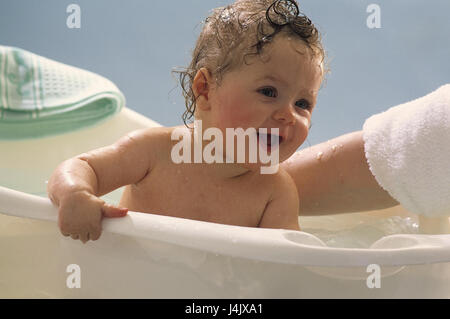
left=297, top=121, right=310, bottom=144
left=219, top=105, right=258, bottom=129
left=302, top=116, right=311, bottom=131
left=290, top=119, right=309, bottom=146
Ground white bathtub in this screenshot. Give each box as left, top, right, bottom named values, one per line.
left=1, top=108, right=449, bottom=298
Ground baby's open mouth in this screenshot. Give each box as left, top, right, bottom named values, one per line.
left=256, top=132, right=283, bottom=150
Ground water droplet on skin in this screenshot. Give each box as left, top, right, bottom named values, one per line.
left=332, top=145, right=338, bottom=152
left=316, top=152, right=324, bottom=160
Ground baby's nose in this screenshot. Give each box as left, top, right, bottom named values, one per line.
left=273, top=105, right=295, bottom=125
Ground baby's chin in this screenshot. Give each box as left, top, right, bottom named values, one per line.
left=218, top=141, right=299, bottom=173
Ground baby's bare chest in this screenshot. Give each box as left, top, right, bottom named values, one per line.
left=120, top=165, right=271, bottom=227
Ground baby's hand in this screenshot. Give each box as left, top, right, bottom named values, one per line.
left=57, top=190, right=128, bottom=243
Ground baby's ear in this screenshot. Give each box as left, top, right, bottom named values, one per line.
left=193, top=68, right=214, bottom=110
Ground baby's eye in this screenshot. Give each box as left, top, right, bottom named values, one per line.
left=258, top=87, right=277, bottom=98
left=295, top=99, right=311, bottom=110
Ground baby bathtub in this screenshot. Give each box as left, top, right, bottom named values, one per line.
left=1, top=107, right=450, bottom=299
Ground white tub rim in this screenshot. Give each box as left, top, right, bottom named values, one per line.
left=1, top=185, right=450, bottom=268
left=1, top=107, right=450, bottom=268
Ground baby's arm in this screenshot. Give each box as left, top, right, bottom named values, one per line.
left=281, top=131, right=399, bottom=216
left=258, top=170, right=300, bottom=231
left=47, top=127, right=161, bottom=242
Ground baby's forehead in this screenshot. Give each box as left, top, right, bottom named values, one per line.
left=211, top=32, right=324, bottom=90
left=238, top=40, right=322, bottom=73
left=240, top=35, right=320, bottom=64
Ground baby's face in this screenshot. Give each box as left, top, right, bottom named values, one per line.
left=203, top=36, right=323, bottom=165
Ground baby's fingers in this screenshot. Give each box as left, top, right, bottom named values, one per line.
left=79, top=232, right=90, bottom=244
left=101, top=203, right=128, bottom=218
left=89, top=229, right=101, bottom=241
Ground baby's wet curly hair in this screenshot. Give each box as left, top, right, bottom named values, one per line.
left=173, top=0, right=327, bottom=127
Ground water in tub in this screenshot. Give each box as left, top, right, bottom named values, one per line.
left=0, top=182, right=421, bottom=298
left=301, top=212, right=419, bottom=248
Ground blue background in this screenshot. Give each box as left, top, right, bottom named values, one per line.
left=1, top=0, right=449, bottom=148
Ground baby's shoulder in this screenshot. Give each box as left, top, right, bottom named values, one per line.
left=259, top=167, right=296, bottom=188
left=130, top=126, right=180, bottom=146
left=257, top=167, right=300, bottom=230
left=126, top=126, right=181, bottom=161
left=131, top=126, right=174, bottom=139
left=256, top=167, right=298, bottom=198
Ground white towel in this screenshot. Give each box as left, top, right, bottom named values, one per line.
left=363, top=84, right=450, bottom=217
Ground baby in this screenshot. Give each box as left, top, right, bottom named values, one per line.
left=47, top=0, right=325, bottom=243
